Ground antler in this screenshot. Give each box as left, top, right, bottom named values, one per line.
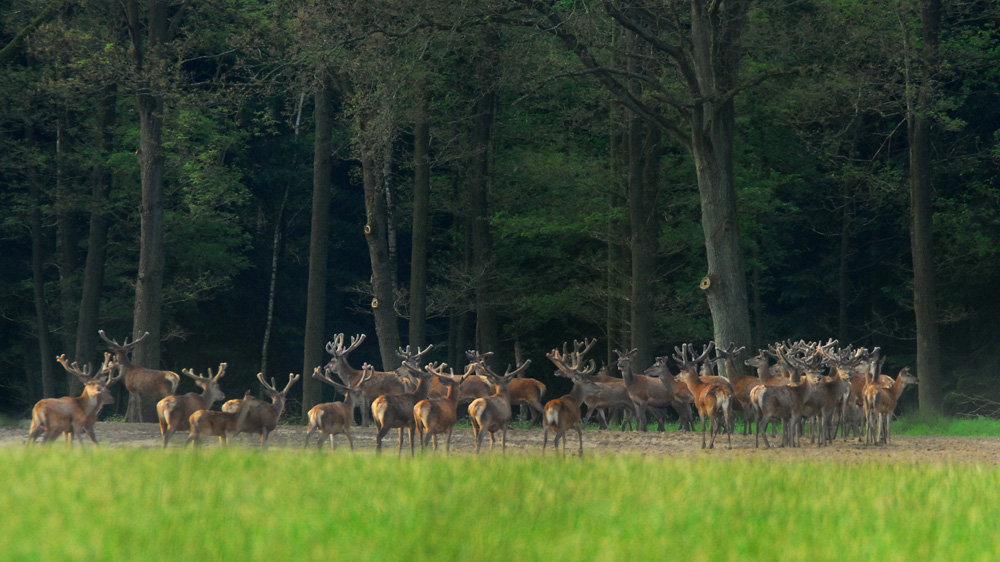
left=182, top=362, right=227, bottom=383
left=396, top=344, right=435, bottom=364
left=325, top=333, right=366, bottom=358
left=55, top=354, right=92, bottom=381
left=257, top=372, right=302, bottom=395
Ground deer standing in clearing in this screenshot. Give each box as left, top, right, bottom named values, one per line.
left=864, top=366, right=918, bottom=445
left=674, top=342, right=733, bottom=449
left=222, top=372, right=300, bottom=446
left=98, top=330, right=180, bottom=422
left=643, top=357, right=695, bottom=431
left=543, top=345, right=594, bottom=456
left=468, top=360, right=532, bottom=454
left=186, top=391, right=252, bottom=446
left=157, top=363, right=227, bottom=448
left=371, top=359, right=446, bottom=456
left=305, top=363, right=373, bottom=450
left=413, top=365, right=468, bottom=453
left=28, top=354, right=121, bottom=444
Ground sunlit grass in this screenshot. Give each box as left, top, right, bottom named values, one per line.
left=894, top=414, right=1000, bottom=437
left=2, top=448, right=999, bottom=561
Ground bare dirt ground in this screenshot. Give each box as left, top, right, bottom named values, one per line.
left=5, top=421, right=1000, bottom=463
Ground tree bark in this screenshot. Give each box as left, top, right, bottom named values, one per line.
left=28, top=118, right=56, bottom=400
left=905, top=0, right=943, bottom=414
left=302, top=73, right=334, bottom=419
left=409, top=79, right=430, bottom=349
left=56, top=104, right=79, bottom=366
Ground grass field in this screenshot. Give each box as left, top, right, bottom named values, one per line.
left=1, top=445, right=999, bottom=562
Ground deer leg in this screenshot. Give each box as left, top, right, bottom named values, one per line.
left=543, top=428, right=550, bottom=453
left=576, top=427, right=583, bottom=456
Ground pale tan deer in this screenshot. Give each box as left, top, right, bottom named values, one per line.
left=543, top=346, right=594, bottom=456
left=305, top=364, right=373, bottom=450
left=98, top=330, right=180, bottom=422
left=28, top=353, right=121, bottom=445
left=156, top=363, right=227, bottom=448
left=371, top=360, right=441, bottom=456
left=468, top=360, right=532, bottom=454
left=186, top=391, right=252, bottom=446
left=864, top=366, right=918, bottom=445
left=413, top=365, right=468, bottom=453
left=673, top=342, right=733, bottom=449
left=221, top=372, right=300, bottom=446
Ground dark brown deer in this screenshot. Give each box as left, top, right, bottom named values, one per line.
left=543, top=346, right=594, bottom=456
left=222, top=372, right=301, bottom=446
left=305, top=363, right=373, bottom=450
left=413, top=365, right=468, bottom=453
left=186, top=391, right=252, bottom=446
left=28, top=354, right=121, bottom=444
left=508, top=373, right=546, bottom=427
left=673, top=342, right=733, bottom=449
left=468, top=360, right=532, bottom=454
left=156, top=363, right=227, bottom=448
left=322, top=334, right=423, bottom=426
left=98, top=330, right=180, bottom=422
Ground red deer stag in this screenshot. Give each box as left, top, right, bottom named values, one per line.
left=186, top=391, right=252, bottom=446
left=643, top=356, right=695, bottom=431
left=864, top=366, right=917, bottom=445
left=468, top=360, right=532, bottom=454
left=98, top=330, right=180, bottom=422
left=28, top=354, right=121, bottom=444
left=371, top=360, right=442, bottom=456
left=413, top=365, right=468, bottom=454
left=673, top=342, right=733, bottom=449
left=305, top=363, right=373, bottom=450
left=223, top=372, right=301, bottom=446
left=156, top=363, right=227, bottom=448
left=543, top=345, right=595, bottom=456
left=715, top=343, right=758, bottom=435
left=616, top=348, right=677, bottom=432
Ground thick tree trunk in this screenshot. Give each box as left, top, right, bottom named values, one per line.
left=362, top=148, right=403, bottom=370
left=908, top=0, right=943, bottom=415
left=73, top=84, right=115, bottom=386
left=28, top=122, right=56, bottom=399
left=629, top=124, right=660, bottom=374
left=56, top=105, right=79, bottom=364
left=409, top=80, right=430, bottom=349
left=302, top=75, right=333, bottom=419
left=469, top=26, right=501, bottom=365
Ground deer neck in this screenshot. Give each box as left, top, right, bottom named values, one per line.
left=201, top=387, right=224, bottom=409
left=724, top=358, right=744, bottom=382
left=330, top=357, right=362, bottom=386
left=618, top=361, right=634, bottom=383
left=569, top=381, right=586, bottom=407
left=76, top=386, right=103, bottom=417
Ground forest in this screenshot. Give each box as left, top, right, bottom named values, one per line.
left=2, top=0, right=999, bottom=422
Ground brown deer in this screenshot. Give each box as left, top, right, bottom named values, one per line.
left=673, top=342, right=733, bottom=449
left=98, top=330, right=180, bottom=422
left=186, top=391, right=252, bottom=446
left=222, top=372, right=301, bottom=446
left=543, top=346, right=594, bottom=456
left=305, top=363, right=373, bottom=450
left=156, top=363, right=227, bottom=448
left=615, top=348, right=676, bottom=432
left=371, top=360, right=442, bottom=456
left=28, top=354, right=121, bottom=444
left=322, top=334, right=423, bottom=426
left=864, top=366, right=917, bottom=445
left=413, top=365, right=468, bottom=453
left=643, top=356, right=695, bottom=431
left=468, top=360, right=532, bottom=454
left=715, top=343, right=758, bottom=435
left=508, top=373, right=547, bottom=427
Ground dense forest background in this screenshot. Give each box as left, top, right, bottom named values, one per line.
left=2, top=0, right=1000, bottom=421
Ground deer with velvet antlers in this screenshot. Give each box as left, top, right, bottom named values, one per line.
left=28, top=353, right=121, bottom=445
left=305, top=363, right=373, bottom=450
left=98, top=330, right=180, bottom=422
left=156, top=363, right=228, bottom=448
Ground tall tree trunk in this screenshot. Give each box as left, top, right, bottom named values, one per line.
left=28, top=119, right=56, bottom=399
left=302, top=74, right=334, bottom=419
left=56, top=104, right=79, bottom=365
left=409, top=80, right=430, bottom=349
left=73, top=84, right=116, bottom=382
left=362, top=147, right=403, bottom=370
left=469, top=26, right=501, bottom=365
left=125, top=0, right=170, bottom=422
left=629, top=121, right=661, bottom=374
left=904, top=0, right=943, bottom=414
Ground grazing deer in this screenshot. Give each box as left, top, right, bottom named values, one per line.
left=543, top=346, right=594, bottom=456
left=864, top=366, right=918, bottom=445
left=468, top=360, right=532, bottom=454
left=305, top=364, right=373, bottom=450
left=371, top=360, right=442, bottom=456
left=413, top=365, right=468, bottom=453
left=322, top=334, right=424, bottom=426
left=98, top=330, right=180, bottom=422
left=222, top=372, right=301, bottom=446
left=186, top=391, right=252, bottom=446
left=673, top=342, right=733, bottom=449
left=156, top=363, right=227, bottom=448
left=28, top=354, right=121, bottom=445
left=643, top=356, right=696, bottom=431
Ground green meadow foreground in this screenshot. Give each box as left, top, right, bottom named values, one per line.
left=3, top=419, right=1000, bottom=561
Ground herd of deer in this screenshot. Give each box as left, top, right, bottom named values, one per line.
left=25, top=331, right=918, bottom=455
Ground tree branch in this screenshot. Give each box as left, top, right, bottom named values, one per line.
left=0, top=4, right=57, bottom=66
